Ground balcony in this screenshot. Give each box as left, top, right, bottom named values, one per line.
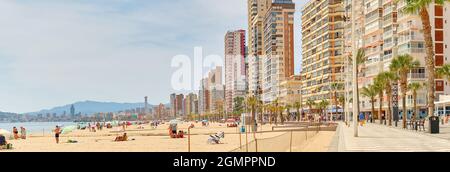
left=408, top=73, right=426, bottom=79
left=384, top=7, right=393, bottom=15
left=397, top=35, right=424, bottom=45
left=383, top=30, right=393, bottom=38
left=383, top=54, right=393, bottom=61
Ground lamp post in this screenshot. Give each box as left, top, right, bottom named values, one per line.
left=351, top=0, right=359, bottom=137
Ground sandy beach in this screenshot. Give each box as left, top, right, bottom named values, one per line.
left=2, top=122, right=335, bottom=152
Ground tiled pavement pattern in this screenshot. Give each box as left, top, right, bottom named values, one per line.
left=336, top=122, right=450, bottom=152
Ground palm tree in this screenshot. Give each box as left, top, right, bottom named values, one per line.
left=373, top=78, right=385, bottom=124
left=436, top=64, right=450, bottom=80
left=349, top=49, right=366, bottom=126
left=361, top=85, right=377, bottom=124
left=306, top=99, right=316, bottom=116
left=272, top=99, right=280, bottom=125
left=331, top=83, right=344, bottom=122
left=317, top=100, right=330, bottom=121
left=246, top=96, right=258, bottom=132
left=390, top=54, right=420, bottom=128
left=256, top=100, right=264, bottom=125
left=293, top=101, right=302, bottom=122
left=376, top=71, right=398, bottom=126
left=285, top=104, right=292, bottom=123
left=408, top=82, right=423, bottom=120
left=402, top=0, right=450, bottom=118
left=269, top=104, right=276, bottom=125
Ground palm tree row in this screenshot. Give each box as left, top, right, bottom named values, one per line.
left=360, top=54, right=419, bottom=128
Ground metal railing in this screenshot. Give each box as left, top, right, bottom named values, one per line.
left=230, top=123, right=330, bottom=152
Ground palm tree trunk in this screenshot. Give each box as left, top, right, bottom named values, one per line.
left=379, top=93, right=383, bottom=124
left=402, top=83, right=407, bottom=129
left=371, top=98, right=375, bottom=124
left=419, top=7, right=435, bottom=118
left=334, top=92, right=338, bottom=122
left=251, top=107, right=255, bottom=132
left=413, top=92, right=418, bottom=121
left=387, top=89, right=393, bottom=126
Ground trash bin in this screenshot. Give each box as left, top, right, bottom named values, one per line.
left=429, top=116, right=440, bottom=134
left=240, top=126, right=246, bottom=133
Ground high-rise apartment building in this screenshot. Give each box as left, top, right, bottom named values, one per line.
left=343, top=0, right=450, bottom=118
left=198, top=67, right=225, bottom=115
left=207, top=67, right=225, bottom=114
left=225, top=30, right=247, bottom=114
left=301, top=0, right=345, bottom=108
left=184, top=93, right=198, bottom=116
left=170, top=93, right=176, bottom=117
left=247, top=0, right=271, bottom=97
left=261, top=0, right=295, bottom=103
left=176, top=94, right=184, bottom=117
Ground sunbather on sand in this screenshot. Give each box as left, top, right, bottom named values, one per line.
left=0, top=134, right=7, bottom=150
left=114, top=133, right=128, bottom=142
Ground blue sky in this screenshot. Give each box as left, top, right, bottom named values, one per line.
left=0, top=0, right=307, bottom=113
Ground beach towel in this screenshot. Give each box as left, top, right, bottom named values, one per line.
left=67, top=139, right=78, bottom=143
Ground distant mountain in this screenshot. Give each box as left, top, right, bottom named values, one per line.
left=26, top=100, right=158, bottom=115
left=0, top=111, right=18, bottom=116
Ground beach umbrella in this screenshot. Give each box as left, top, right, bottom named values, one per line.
left=111, top=121, right=119, bottom=127
left=61, top=125, right=77, bottom=134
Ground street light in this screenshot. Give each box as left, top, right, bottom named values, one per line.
left=351, top=0, right=359, bottom=137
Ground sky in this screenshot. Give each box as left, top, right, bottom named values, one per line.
left=0, top=0, right=308, bottom=113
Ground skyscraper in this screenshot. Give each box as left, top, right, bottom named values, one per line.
left=207, top=67, right=225, bottom=114
left=342, top=0, right=450, bottom=118
left=170, top=93, right=176, bottom=117
left=225, top=30, right=247, bottom=114
left=70, top=104, right=75, bottom=118
left=301, top=0, right=345, bottom=108
left=261, top=0, right=295, bottom=103
left=144, top=96, right=149, bottom=116
left=184, top=93, right=198, bottom=116
left=247, top=0, right=271, bottom=98
left=175, top=94, right=184, bottom=117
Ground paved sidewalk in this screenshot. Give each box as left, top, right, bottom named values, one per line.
left=337, top=122, right=450, bottom=152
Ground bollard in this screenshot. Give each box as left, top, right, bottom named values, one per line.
left=305, top=126, right=308, bottom=141
left=290, top=130, right=293, bottom=152
left=188, top=127, right=191, bottom=152
left=239, top=129, right=242, bottom=150
left=255, top=138, right=258, bottom=152
left=245, top=125, right=248, bottom=152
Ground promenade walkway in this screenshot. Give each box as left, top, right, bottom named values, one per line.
left=334, top=122, right=450, bottom=152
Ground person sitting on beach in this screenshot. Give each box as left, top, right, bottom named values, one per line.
left=114, top=133, right=128, bottom=142
left=20, top=127, right=26, bottom=140
left=178, top=130, right=184, bottom=138
left=0, top=134, right=7, bottom=149
left=12, top=127, right=19, bottom=140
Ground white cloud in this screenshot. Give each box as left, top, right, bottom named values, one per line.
left=0, top=0, right=305, bottom=113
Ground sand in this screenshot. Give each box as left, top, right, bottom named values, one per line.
left=1, top=122, right=334, bottom=152
left=297, top=131, right=336, bottom=152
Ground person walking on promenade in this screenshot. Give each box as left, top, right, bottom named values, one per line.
left=359, top=113, right=365, bottom=126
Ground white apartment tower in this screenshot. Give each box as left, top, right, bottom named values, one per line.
left=225, top=30, right=247, bottom=114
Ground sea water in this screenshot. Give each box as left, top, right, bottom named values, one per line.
left=0, top=122, right=76, bottom=134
